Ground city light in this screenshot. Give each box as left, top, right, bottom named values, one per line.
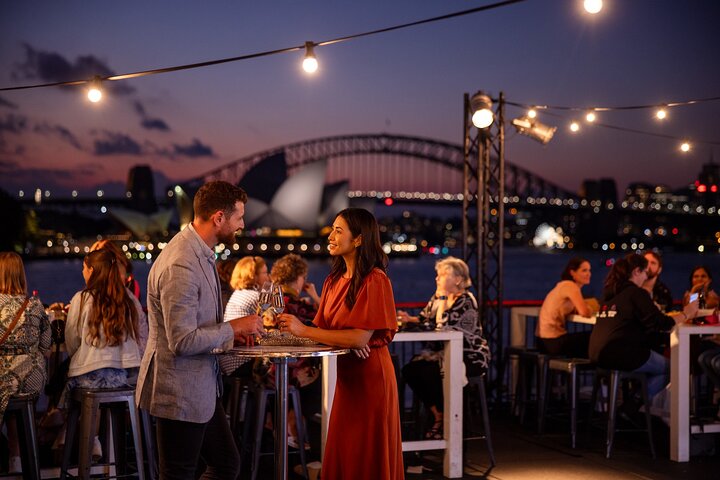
left=583, top=0, right=603, bottom=15
left=302, top=42, right=319, bottom=74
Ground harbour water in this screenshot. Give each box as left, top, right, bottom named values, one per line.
left=24, top=247, right=720, bottom=306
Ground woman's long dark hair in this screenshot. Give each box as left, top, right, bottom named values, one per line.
left=328, top=208, right=388, bottom=310
left=603, top=253, right=648, bottom=300
left=80, top=249, right=139, bottom=347
left=560, top=257, right=589, bottom=281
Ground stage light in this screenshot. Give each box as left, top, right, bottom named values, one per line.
left=302, top=42, right=318, bottom=74
left=584, top=0, right=603, bottom=14
left=87, top=76, right=103, bottom=103
left=470, top=92, right=493, bottom=128
left=511, top=116, right=557, bottom=145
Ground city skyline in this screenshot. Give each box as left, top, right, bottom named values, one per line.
left=1, top=0, right=719, bottom=197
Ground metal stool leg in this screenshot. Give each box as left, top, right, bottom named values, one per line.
left=290, top=388, right=309, bottom=478
left=606, top=371, right=620, bottom=459
left=477, top=377, right=496, bottom=467
left=569, top=365, right=578, bottom=449
left=638, top=375, right=656, bottom=459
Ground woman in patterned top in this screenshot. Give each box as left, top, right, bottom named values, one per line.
left=399, top=256, right=490, bottom=440
left=0, top=252, right=52, bottom=473
left=224, top=256, right=269, bottom=321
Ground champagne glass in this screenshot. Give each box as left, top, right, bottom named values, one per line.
left=258, top=281, right=274, bottom=315
left=272, top=284, right=285, bottom=315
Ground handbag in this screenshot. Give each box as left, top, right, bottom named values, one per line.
left=0, top=297, right=29, bottom=346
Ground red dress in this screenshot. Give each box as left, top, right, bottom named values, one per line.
left=314, top=269, right=404, bottom=479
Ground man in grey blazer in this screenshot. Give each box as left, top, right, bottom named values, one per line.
left=137, top=181, right=264, bottom=479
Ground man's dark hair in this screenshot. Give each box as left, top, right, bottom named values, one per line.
left=644, top=250, right=663, bottom=268
left=193, top=181, right=248, bottom=221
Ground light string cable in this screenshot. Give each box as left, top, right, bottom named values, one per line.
left=0, top=0, right=528, bottom=92
left=504, top=97, right=720, bottom=146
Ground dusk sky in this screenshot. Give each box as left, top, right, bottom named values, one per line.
left=1, top=0, right=719, bottom=198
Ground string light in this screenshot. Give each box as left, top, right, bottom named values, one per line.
left=680, top=142, right=691, bottom=152
left=87, top=76, right=103, bottom=103
left=656, top=108, right=667, bottom=120
left=302, top=42, right=318, bottom=74
left=569, top=121, right=580, bottom=132
left=527, top=108, right=537, bottom=119
left=583, top=0, right=603, bottom=14
left=585, top=112, right=596, bottom=122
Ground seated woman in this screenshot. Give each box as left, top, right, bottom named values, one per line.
left=224, top=256, right=269, bottom=320
left=59, top=249, right=142, bottom=458
left=270, top=254, right=322, bottom=450
left=536, top=257, right=597, bottom=358
left=400, top=257, right=490, bottom=440
left=682, top=265, right=719, bottom=310
left=589, top=254, right=698, bottom=408
left=0, top=252, right=52, bottom=473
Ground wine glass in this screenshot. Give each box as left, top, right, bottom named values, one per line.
left=271, top=284, right=285, bottom=315
left=258, top=281, right=274, bottom=315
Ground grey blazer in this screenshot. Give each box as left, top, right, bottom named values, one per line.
left=136, top=225, right=234, bottom=423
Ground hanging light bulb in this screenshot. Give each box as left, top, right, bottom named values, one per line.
left=585, top=112, right=596, bottom=122
left=656, top=108, right=667, bottom=120
left=302, top=42, right=318, bottom=74
left=87, top=76, right=103, bottom=103
left=569, top=121, right=580, bottom=132
left=527, top=108, right=537, bottom=119
left=680, top=142, right=691, bottom=152
left=583, top=0, right=603, bottom=14
left=470, top=92, right=493, bottom=129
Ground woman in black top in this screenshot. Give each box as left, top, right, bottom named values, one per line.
left=589, top=254, right=698, bottom=400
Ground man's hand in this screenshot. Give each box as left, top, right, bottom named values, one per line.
left=227, top=314, right=264, bottom=340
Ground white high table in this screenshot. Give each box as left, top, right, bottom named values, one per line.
left=321, top=330, right=465, bottom=478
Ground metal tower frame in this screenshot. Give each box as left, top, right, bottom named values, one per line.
left=462, top=91, right=505, bottom=399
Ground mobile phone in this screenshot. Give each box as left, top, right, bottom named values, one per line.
left=689, top=293, right=699, bottom=303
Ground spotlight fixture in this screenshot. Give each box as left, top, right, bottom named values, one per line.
left=583, top=0, right=603, bottom=14
left=511, top=116, right=557, bottom=145
left=87, top=76, right=103, bottom=103
left=470, top=91, right=493, bottom=129
left=302, top=41, right=318, bottom=74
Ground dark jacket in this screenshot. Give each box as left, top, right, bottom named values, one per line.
left=589, top=281, right=675, bottom=371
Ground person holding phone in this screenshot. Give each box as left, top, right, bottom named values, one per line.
left=682, top=266, right=719, bottom=310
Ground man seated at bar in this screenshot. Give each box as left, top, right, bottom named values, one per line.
left=536, top=257, right=597, bottom=358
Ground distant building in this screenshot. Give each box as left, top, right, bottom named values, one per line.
left=580, top=177, right=617, bottom=204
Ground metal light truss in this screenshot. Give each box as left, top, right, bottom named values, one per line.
left=462, top=92, right=505, bottom=400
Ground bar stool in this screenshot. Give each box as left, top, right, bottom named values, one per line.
left=242, top=385, right=309, bottom=480
left=224, top=375, right=250, bottom=436
left=537, top=358, right=594, bottom=448
left=464, top=375, right=496, bottom=467
left=60, top=387, right=146, bottom=480
left=589, top=368, right=655, bottom=459
left=3, top=394, right=41, bottom=480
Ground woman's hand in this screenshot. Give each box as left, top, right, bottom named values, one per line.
left=277, top=313, right=305, bottom=336
left=681, top=299, right=700, bottom=323
left=396, top=310, right=417, bottom=323
left=352, top=345, right=371, bottom=360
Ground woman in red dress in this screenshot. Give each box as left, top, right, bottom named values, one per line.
left=278, top=208, right=403, bottom=479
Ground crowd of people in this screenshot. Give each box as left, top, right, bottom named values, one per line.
left=1, top=179, right=719, bottom=478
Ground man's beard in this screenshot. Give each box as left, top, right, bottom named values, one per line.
left=218, top=229, right=238, bottom=245
left=646, top=270, right=658, bottom=280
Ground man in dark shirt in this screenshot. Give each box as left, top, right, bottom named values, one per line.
left=643, top=250, right=674, bottom=312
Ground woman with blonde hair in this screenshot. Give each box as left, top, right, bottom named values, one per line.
left=224, top=256, right=269, bottom=320
left=59, top=248, right=142, bottom=458
left=0, top=252, right=52, bottom=473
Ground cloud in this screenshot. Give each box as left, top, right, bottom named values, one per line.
left=33, top=122, right=83, bottom=150
left=0, top=113, right=28, bottom=134
left=172, top=138, right=215, bottom=158
left=13, top=43, right=135, bottom=95
left=93, top=131, right=143, bottom=156
left=0, top=96, right=18, bottom=109
left=134, top=101, right=170, bottom=131
left=0, top=158, right=96, bottom=182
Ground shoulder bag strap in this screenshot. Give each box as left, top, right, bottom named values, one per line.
left=0, top=297, right=30, bottom=346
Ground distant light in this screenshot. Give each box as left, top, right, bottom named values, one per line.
left=680, top=142, right=691, bottom=152
left=569, top=122, right=580, bottom=132
left=302, top=41, right=319, bottom=74
left=87, top=76, right=103, bottom=103
left=698, top=245, right=705, bottom=253
left=126, top=191, right=132, bottom=198
left=585, top=112, right=596, bottom=122
left=174, top=185, right=182, bottom=194
left=71, top=190, right=78, bottom=197
left=384, top=198, right=394, bottom=206
left=100, top=206, right=107, bottom=213
left=527, top=109, right=537, bottom=119
left=44, top=190, right=51, bottom=198
left=584, top=0, right=603, bottom=14
left=97, top=189, right=104, bottom=197
left=18, top=190, right=24, bottom=197
left=656, top=109, right=667, bottom=120
left=697, top=184, right=707, bottom=193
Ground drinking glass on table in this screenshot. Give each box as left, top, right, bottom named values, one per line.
left=271, top=284, right=286, bottom=334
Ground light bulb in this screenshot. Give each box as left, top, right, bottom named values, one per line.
left=656, top=109, right=667, bottom=120
left=469, top=92, right=494, bottom=129
left=680, top=142, right=691, bottom=152
left=87, top=76, right=103, bottom=103
left=569, top=122, right=580, bottom=132
left=302, top=42, right=318, bottom=74
left=584, top=0, right=603, bottom=14
left=527, top=109, right=537, bottom=119
left=585, top=112, right=596, bottom=122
